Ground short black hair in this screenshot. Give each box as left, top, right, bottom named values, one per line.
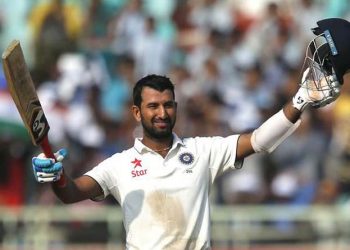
left=133, top=74, right=175, bottom=107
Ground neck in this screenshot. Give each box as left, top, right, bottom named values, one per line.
left=152, top=145, right=172, bottom=153
left=141, top=134, right=173, bottom=153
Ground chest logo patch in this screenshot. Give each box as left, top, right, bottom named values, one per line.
left=130, top=158, right=147, bottom=178
left=179, top=152, right=194, bottom=165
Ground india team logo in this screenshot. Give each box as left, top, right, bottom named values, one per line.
left=179, top=152, right=194, bottom=165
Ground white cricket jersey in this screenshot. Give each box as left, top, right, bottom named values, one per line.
left=84, top=133, right=243, bottom=250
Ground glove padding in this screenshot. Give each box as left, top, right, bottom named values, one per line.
left=293, top=68, right=341, bottom=111
left=32, top=149, right=67, bottom=183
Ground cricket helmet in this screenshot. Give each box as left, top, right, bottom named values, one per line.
left=310, top=18, right=350, bottom=84
left=298, top=18, right=350, bottom=107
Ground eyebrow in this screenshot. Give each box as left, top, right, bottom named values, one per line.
left=145, top=100, right=176, bottom=106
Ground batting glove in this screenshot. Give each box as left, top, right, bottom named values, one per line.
left=32, top=148, right=68, bottom=183
left=293, top=68, right=341, bottom=111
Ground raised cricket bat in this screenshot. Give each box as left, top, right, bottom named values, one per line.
left=2, top=40, right=56, bottom=159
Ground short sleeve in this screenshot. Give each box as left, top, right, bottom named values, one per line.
left=84, top=159, right=114, bottom=201
left=200, top=134, right=243, bottom=182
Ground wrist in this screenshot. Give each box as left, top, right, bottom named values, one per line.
left=54, top=170, right=67, bottom=188
left=292, top=89, right=310, bottom=112
left=283, top=102, right=302, bottom=123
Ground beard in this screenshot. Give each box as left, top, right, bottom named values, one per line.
left=140, top=114, right=176, bottom=139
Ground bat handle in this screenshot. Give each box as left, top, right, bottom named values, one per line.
left=40, top=135, right=67, bottom=187
left=40, top=135, right=57, bottom=161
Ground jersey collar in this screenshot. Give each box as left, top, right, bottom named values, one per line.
left=133, top=133, right=185, bottom=154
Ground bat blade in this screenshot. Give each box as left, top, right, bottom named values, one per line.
left=2, top=40, right=55, bottom=158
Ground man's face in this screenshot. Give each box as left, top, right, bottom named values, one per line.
left=133, top=87, right=177, bottom=139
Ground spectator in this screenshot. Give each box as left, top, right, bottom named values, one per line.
left=28, top=0, right=83, bottom=83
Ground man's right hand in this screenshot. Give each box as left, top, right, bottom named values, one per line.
left=32, top=149, right=68, bottom=183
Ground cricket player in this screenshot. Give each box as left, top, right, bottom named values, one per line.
left=32, top=18, right=350, bottom=249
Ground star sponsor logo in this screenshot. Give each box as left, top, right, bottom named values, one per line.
left=131, top=158, right=142, bottom=168
left=130, top=158, right=148, bottom=178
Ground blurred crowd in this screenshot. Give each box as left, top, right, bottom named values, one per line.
left=1, top=0, right=350, bottom=209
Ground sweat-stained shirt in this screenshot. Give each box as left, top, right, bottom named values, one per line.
left=84, top=133, right=243, bottom=250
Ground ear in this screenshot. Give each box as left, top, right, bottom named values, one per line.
left=132, top=105, right=141, bottom=122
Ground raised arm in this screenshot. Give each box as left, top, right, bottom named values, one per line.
left=236, top=101, right=301, bottom=161
left=32, top=149, right=103, bottom=204
left=51, top=174, right=103, bottom=204
left=236, top=67, right=341, bottom=161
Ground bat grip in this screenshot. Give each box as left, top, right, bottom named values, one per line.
left=40, top=136, right=56, bottom=161
left=40, top=136, right=67, bottom=187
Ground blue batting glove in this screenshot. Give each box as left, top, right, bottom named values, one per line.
left=32, top=149, right=68, bottom=183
